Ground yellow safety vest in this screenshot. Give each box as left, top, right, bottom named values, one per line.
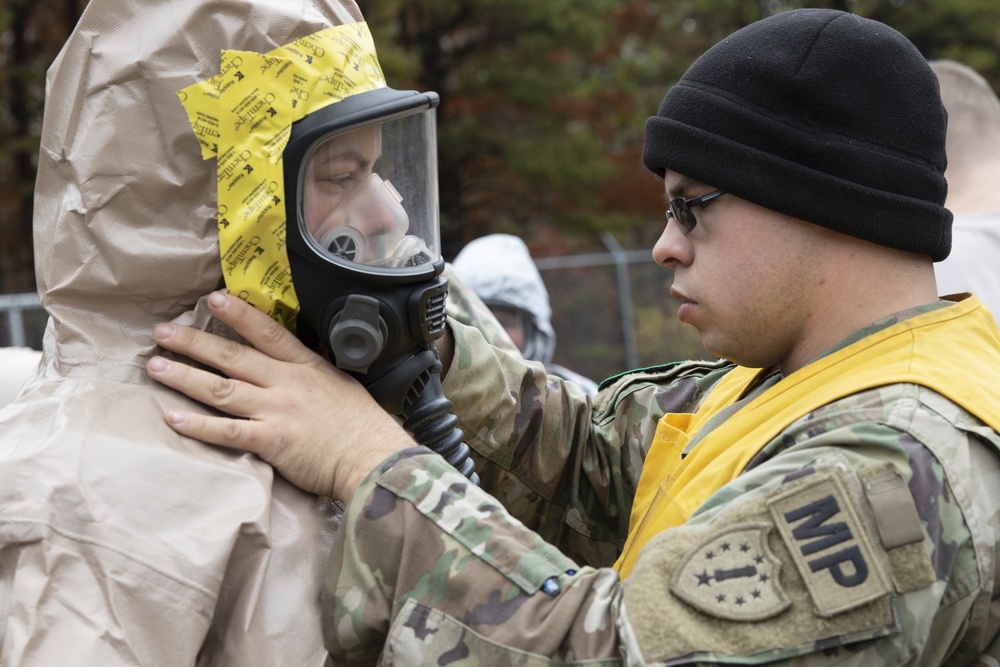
left=615, top=296, right=1000, bottom=577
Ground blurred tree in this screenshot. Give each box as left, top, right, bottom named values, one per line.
left=4, top=0, right=999, bottom=370
left=3, top=0, right=1000, bottom=291
left=859, top=0, right=1000, bottom=84
left=363, top=0, right=1000, bottom=262
left=0, top=0, right=85, bottom=293
left=362, top=0, right=667, bottom=259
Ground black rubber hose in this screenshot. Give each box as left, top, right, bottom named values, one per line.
left=402, top=367, right=480, bottom=485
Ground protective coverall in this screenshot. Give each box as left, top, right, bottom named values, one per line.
left=0, top=0, right=366, bottom=663
left=936, top=212, right=1000, bottom=325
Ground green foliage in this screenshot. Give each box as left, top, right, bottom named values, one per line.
left=0, top=0, right=86, bottom=292
left=5, top=0, right=1000, bottom=307
left=363, top=0, right=655, bottom=256
left=360, top=0, right=1000, bottom=261
left=856, top=0, right=1000, bottom=87
left=2, top=0, right=998, bottom=370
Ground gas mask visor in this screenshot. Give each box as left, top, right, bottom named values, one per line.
left=282, top=88, right=478, bottom=484
left=285, top=87, right=441, bottom=281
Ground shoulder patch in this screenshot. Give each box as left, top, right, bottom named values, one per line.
left=670, top=523, right=791, bottom=621
left=767, top=472, right=891, bottom=617
left=623, top=469, right=897, bottom=662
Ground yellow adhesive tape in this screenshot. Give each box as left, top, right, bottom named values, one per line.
left=177, top=23, right=386, bottom=331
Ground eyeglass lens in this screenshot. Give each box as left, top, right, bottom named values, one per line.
left=667, top=199, right=697, bottom=233
left=665, top=190, right=724, bottom=234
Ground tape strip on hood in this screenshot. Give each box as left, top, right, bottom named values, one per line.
left=178, top=22, right=386, bottom=331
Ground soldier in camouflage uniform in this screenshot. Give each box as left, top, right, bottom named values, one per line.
left=149, top=8, right=1000, bottom=666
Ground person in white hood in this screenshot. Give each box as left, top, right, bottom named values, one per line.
left=451, top=234, right=600, bottom=395
left=0, top=0, right=375, bottom=663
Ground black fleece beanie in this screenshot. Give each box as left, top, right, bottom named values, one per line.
left=643, top=9, right=952, bottom=261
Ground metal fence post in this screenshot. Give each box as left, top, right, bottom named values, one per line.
left=600, top=233, right=639, bottom=370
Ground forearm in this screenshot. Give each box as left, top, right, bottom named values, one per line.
left=322, top=427, right=972, bottom=665
left=435, top=322, right=456, bottom=378
left=322, top=448, right=623, bottom=663
left=440, top=319, right=726, bottom=565
left=441, top=317, right=637, bottom=563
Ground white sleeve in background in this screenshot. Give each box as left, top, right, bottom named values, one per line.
left=934, top=211, right=1000, bottom=325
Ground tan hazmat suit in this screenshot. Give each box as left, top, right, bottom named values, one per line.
left=0, top=0, right=367, bottom=663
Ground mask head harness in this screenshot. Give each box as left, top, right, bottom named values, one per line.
left=284, top=87, right=477, bottom=482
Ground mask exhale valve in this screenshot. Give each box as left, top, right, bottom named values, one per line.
left=283, top=87, right=479, bottom=484
left=330, top=279, right=477, bottom=481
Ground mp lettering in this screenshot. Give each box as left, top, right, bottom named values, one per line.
left=768, top=474, right=890, bottom=616
left=783, top=496, right=868, bottom=587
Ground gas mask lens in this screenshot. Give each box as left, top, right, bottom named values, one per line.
left=299, top=110, right=440, bottom=273
left=313, top=173, right=410, bottom=264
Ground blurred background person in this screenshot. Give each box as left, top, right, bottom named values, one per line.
left=451, top=233, right=600, bottom=395
left=932, top=59, right=1000, bottom=323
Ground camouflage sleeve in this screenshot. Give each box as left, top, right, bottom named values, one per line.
left=442, top=315, right=730, bottom=566
left=322, top=385, right=997, bottom=665
left=622, top=384, right=996, bottom=665
left=322, top=447, right=624, bottom=665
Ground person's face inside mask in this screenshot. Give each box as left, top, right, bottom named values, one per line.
left=302, top=124, right=409, bottom=265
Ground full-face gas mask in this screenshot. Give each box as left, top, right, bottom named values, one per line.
left=283, top=87, right=477, bottom=483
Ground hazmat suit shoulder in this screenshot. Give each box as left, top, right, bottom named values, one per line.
left=0, top=0, right=363, bottom=664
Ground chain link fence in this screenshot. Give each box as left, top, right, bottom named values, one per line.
left=536, top=234, right=711, bottom=385
left=1, top=240, right=713, bottom=380
left=0, top=293, right=44, bottom=350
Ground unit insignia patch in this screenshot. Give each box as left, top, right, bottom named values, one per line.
left=669, top=523, right=791, bottom=621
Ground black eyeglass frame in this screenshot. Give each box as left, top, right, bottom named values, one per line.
left=665, top=189, right=725, bottom=234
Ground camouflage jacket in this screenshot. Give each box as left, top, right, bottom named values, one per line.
left=322, top=300, right=1000, bottom=665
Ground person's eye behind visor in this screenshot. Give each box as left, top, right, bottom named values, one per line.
left=297, top=110, right=440, bottom=273
left=309, top=172, right=411, bottom=264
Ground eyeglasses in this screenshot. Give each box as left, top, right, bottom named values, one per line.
left=665, top=189, right=725, bottom=234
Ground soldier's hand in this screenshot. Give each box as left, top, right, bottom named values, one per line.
left=146, top=290, right=412, bottom=502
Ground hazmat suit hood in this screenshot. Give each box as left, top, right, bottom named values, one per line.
left=0, top=0, right=365, bottom=663
left=451, top=233, right=557, bottom=364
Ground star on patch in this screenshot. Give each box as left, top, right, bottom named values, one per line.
left=670, top=523, right=791, bottom=622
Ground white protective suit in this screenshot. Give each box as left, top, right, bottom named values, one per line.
left=451, top=234, right=600, bottom=395
left=935, top=212, right=1000, bottom=326
left=0, top=0, right=366, bottom=664
left=0, top=347, right=41, bottom=407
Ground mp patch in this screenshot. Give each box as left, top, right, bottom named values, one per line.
left=669, top=523, right=791, bottom=621
left=767, top=472, right=890, bottom=618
